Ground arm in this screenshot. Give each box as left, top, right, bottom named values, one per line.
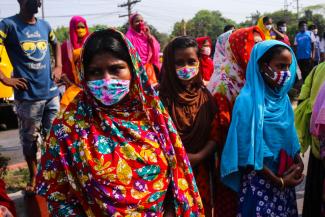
left=0, top=21, right=28, bottom=90
left=188, top=140, right=216, bottom=167
left=48, top=29, right=62, bottom=83
left=271, top=27, right=285, bottom=40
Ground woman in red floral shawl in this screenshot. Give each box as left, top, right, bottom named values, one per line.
left=36, top=28, right=204, bottom=216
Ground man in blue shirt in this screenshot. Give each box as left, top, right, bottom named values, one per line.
left=0, top=0, right=61, bottom=195
left=294, top=20, right=315, bottom=81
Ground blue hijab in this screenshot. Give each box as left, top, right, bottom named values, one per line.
left=220, top=40, right=300, bottom=192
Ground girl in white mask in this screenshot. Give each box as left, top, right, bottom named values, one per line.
left=196, top=37, right=214, bottom=85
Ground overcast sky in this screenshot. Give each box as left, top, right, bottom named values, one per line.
left=1, top=0, right=324, bottom=33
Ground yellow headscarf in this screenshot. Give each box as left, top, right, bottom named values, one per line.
left=257, top=16, right=272, bottom=40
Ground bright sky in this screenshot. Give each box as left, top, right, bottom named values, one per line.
left=1, top=0, right=324, bottom=33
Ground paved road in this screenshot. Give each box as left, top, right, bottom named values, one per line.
left=0, top=129, right=24, bottom=165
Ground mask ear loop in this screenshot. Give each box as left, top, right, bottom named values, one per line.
left=264, top=65, right=277, bottom=80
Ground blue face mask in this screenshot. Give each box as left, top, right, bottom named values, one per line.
left=87, top=78, right=130, bottom=106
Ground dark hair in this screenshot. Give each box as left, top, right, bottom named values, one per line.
left=298, top=20, right=307, bottom=27
left=224, top=24, right=235, bottom=33
left=308, top=24, right=317, bottom=30
left=171, top=36, right=199, bottom=54
left=263, top=16, right=271, bottom=24
left=276, top=21, right=286, bottom=27
left=258, top=45, right=290, bottom=66
left=82, top=30, right=132, bottom=78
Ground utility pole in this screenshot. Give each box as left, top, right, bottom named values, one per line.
left=284, top=0, right=288, bottom=16
left=41, top=0, right=45, bottom=19
left=118, top=0, right=141, bottom=19
left=296, top=0, right=299, bottom=21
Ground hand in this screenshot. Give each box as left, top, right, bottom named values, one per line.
left=1, top=76, right=28, bottom=90
left=294, top=154, right=304, bottom=176
left=52, top=66, right=62, bottom=83
left=0, top=205, right=14, bottom=217
left=187, top=153, right=203, bottom=167
left=282, top=164, right=304, bottom=188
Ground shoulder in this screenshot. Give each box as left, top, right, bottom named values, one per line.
left=1, top=15, right=18, bottom=27
left=38, top=19, right=52, bottom=31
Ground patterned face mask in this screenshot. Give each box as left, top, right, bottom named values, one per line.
left=265, top=66, right=291, bottom=87
left=176, top=64, right=199, bottom=80
left=87, top=78, right=130, bottom=106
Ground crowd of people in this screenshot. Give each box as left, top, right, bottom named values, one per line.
left=0, top=0, right=325, bottom=216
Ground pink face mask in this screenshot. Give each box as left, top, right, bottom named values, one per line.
left=176, top=64, right=199, bottom=80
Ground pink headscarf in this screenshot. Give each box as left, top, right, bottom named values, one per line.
left=310, top=82, right=325, bottom=137
left=69, top=16, right=89, bottom=49
left=126, top=13, right=160, bottom=68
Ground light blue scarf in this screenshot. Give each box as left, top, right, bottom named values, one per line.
left=220, top=40, right=301, bottom=192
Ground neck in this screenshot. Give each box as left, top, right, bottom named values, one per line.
left=19, top=11, right=36, bottom=24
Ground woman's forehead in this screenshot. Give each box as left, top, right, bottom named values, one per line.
left=77, top=22, right=86, bottom=27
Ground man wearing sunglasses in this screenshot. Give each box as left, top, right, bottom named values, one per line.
left=0, top=0, right=61, bottom=195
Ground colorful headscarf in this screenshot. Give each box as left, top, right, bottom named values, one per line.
left=208, top=26, right=265, bottom=106
left=295, top=62, right=325, bottom=159
left=126, top=14, right=161, bottom=68
left=220, top=40, right=300, bottom=192
left=37, top=29, right=204, bottom=216
left=310, top=82, right=325, bottom=138
left=196, top=36, right=214, bottom=81
left=69, top=16, right=89, bottom=50
left=257, top=16, right=272, bottom=40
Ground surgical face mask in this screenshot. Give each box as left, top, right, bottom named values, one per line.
left=265, top=24, right=273, bottom=31
left=26, top=0, right=39, bottom=14
left=265, top=66, right=291, bottom=87
left=280, top=26, right=287, bottom=33
left=87, top=78, right=130, bottom=106
left=201, top=47, right=211, bottom=56
left=176, top=64, right=199, bottom=80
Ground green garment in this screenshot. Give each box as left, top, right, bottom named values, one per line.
left=295, top=62, right=325, bottom=159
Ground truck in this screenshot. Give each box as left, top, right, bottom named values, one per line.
left=0, top=45, right=18, bottom=130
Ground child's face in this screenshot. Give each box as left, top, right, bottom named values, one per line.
left=174, top=47, right=199, bottom=69
left=261, top=49, right=292, bottom=89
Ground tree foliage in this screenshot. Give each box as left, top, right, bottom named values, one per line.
left=172, top=10, right=236, bottom=42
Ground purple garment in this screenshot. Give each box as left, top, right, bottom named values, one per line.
left=310, top=83, right=325, bottom=138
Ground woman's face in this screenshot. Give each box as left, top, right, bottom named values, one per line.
left=85, top=52, right=132, bottom=81
left=201, top=40, right=210, bottom=50
left=132, top=15, right=144, bottom=32
left=76, top=22, right=87, bottom=39
left=260, top=49, right=292, bottom=89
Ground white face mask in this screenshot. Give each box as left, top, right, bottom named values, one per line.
left=265, top=24, right=273, bottom=31
left=280, top=26, right=287, bottom=33
left=313, top=29, right=318, bottom=35
left=201, top=47, right=211, bottom=56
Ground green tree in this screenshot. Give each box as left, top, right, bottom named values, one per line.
left=171, top=10, right=236, bottom=41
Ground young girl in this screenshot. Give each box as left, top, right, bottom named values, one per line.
left=221, top=40, right=304, bottom=217
left=160, top=36, right=223, bottom=216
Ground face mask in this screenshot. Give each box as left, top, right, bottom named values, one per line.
left=77, top=28, right=87, bottom=38
left=265, top=24, right=273, bottom=31
left=87, top=78, right=130, bottom=106
left=139, top=22, right=146, bottom=32
left=265, top=66, right=291, bottom=87
left=201, top=47, right=211, bottom=56
left=176, top=64, right=199, bottom=80
left=280, top=26, right=287, bottom=33
left=26, top=0, right=39, bottom=14
left=313, top=29, right=318, bottom=35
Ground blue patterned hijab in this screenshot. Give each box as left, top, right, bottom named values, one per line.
left=220, top=40, right=300, bottom=192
